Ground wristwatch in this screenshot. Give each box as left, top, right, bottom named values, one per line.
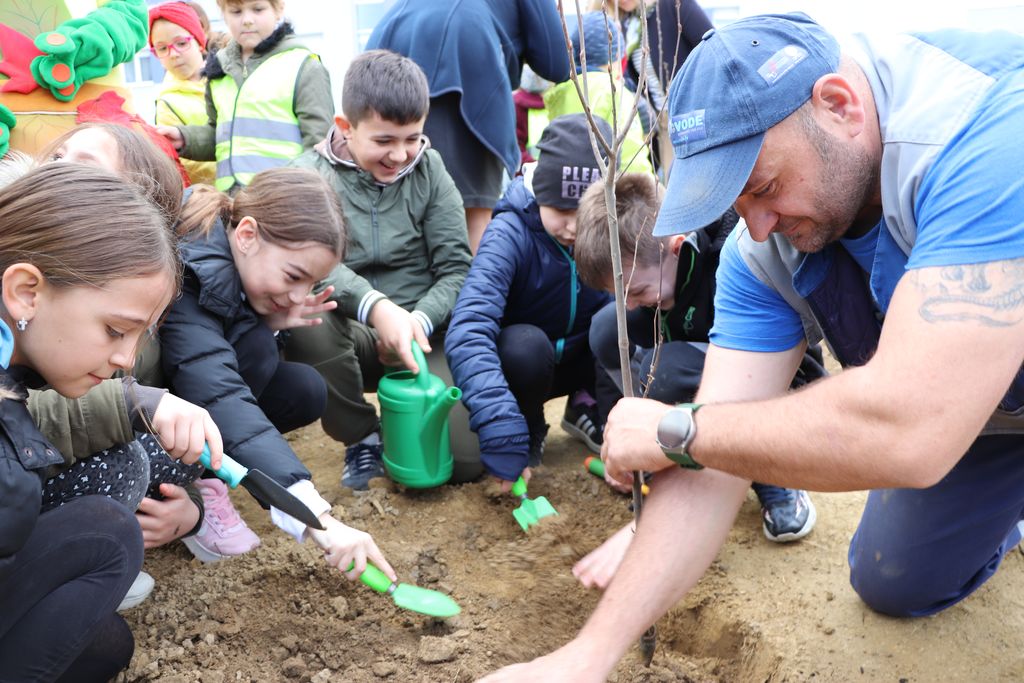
left=655, top=403, right=704, bottom=469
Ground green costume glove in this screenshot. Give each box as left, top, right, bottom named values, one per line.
left=29, top=0, right=148, bottom=102
left=0, top=104, right=15, bottom=158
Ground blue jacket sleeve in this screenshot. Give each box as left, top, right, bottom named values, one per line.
left=159, top=280, right=312, bottom=496
left=445, top=217, right=531, bottom=481
left=518, top=0, right=572, bottom=85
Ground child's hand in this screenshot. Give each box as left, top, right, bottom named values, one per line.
left=368, top=299, right=431, bottom=372
left=264, top=286, right=337, bottom=331
left=151, top=393, right=223, bottom=469
left=135, top=483, right=201, bottom=549
left=155, top=125, right=185, bottom=151
left=497, top=467, right=531, bottom=493
left=307, top=514, right=397, bottom=581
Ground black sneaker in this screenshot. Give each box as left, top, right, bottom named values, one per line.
left=342, top=440, right=385, bottom=490
left=561, top=390, right=603, bottom=452
left=528, top=423, right=549, bottom=468
left=751, top=484, right=816, bottom=543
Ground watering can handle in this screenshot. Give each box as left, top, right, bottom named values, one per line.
left=411, top=340, right=429, bottom=389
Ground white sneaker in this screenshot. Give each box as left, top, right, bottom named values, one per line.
left=117, top=570, right=154, bottom=612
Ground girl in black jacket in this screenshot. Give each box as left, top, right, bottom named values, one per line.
left=0, top=163, right=222, bottom=682
left=164, top=167, right=396, bottom=582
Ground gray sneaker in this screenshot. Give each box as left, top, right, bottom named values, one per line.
left=751, top=485, right=817, bottom=543
left=342, top=440, right=385, bottom=490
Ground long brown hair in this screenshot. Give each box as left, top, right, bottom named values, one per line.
left=40, top=123, right=184, bottom=231
left=178, top=167, right=346, bottom=260
left=0, top=163, right=180, bottom=292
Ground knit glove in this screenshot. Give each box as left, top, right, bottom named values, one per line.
left=0, top=104, right=14, bottom=157
left=30, top=0, right=148, bottom=102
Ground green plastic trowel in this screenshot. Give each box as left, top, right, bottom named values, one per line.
left=352, top=563, right=461, bottom=618
left=511, top=476, right=558, bottom=532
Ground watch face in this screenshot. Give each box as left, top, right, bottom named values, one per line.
left=657, top=408, right=690, bottom=450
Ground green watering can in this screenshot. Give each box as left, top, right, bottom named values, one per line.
left=378, top=341, right=461, bottom=488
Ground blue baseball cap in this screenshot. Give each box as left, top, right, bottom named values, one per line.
left=653, top=13, right=839, bottom=236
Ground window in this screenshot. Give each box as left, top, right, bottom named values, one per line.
left=123, top=51, right=166, bottom=85
left=354, top=0, right=393, bottom=51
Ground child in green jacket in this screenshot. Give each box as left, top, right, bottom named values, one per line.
left=287, top=49, right=474, bottom=490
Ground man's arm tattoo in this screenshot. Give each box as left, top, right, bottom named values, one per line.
left=914, top=258, right=1024, bottom=327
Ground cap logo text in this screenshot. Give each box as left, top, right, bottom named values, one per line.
left=669, top=109, right=706, bottom=148
left=757, top=45, right=807, bottom=85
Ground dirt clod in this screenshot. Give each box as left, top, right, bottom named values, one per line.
left=417, top=635, right=457, bottom=663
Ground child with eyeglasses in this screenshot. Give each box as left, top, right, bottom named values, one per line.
left=149, top=2, right=216, bottom=185
left=156, top=0, right=334, bottom=194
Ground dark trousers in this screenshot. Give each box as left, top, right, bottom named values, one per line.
left=589, top=302, right=706, bottom=418
left=590, top=302, right=825, bottom=414
left=498, top=324, right=597, bottom=435
left=850, top=433, right=1024, bottom=616
left=286, top=314, right=482, bottom=483
left=0, top=496, right=142, bottom=682
left=237, top=321, right=326, bottom=435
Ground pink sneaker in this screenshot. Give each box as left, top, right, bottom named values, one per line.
left=182, top=479, right=260, bottom=562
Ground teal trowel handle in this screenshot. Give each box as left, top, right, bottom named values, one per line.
left=199, top=444, right=247, bottom=488
left=511, top=476, right=527, bottom=498
left=349, top=562, right=396, bottom=594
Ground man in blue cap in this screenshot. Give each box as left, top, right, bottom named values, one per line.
left=482, top=11, right=1024, bottom=681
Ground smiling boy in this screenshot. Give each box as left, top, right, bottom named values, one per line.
left=287, top=49, right=473, bottom=491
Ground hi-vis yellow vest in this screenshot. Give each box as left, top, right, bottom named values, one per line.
left=209, top=48, right=310, bottom=191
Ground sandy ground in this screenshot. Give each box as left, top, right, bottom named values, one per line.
left=124, top=397, right=1024, bottom=682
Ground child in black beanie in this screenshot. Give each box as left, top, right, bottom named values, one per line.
left=445, top=113, right=617, bottom=490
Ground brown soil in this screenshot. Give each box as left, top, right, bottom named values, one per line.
left=125, top=398, right=1024, bottom=682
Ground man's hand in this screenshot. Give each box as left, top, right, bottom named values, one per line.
left=601, top=397, right=675, bottom=485
left=151, top=393, right=223, bottom=469
left=136, top=483, right=201, bottom=549
left=264, top=286, right=337, bottom=331
left=155, top=125, right=185, bottom=151
left=368, top=299, right=431, bottom=372
left=307, top=514, right=397, bottom=581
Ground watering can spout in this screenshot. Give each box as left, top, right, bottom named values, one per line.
left=421, top=386, right=462, bottom=447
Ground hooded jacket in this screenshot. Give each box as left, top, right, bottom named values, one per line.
left=158, top=222, right=312, bottom=489
left=290, top=128, right=471, bottom=335
left=179, top=23, right=333, bottom=179
left=0, top=363, right=64, bottom=569
left=445, top=176, right=611, bottom=480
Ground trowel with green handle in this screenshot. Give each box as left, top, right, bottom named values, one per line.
left=199, top=444, right=324, bottom=530
left=349, top=562, right=461, bottom=618
left=511, top=476, right=557, bottom=532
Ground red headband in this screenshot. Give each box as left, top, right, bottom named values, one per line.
left=149, top=2, right=207, bottom=50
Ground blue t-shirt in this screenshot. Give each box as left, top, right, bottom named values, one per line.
left=711, top=67, right=1024, bottom=354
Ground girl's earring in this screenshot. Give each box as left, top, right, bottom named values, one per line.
left=16, top=317, right=28, bottom=332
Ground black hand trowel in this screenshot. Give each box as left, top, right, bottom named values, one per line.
left=199, top=444, right=325, bottom=530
